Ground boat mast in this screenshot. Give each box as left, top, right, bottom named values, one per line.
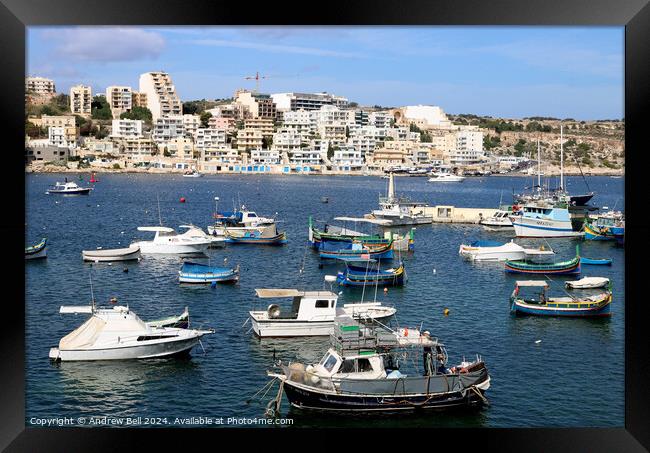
left=89, top=270, right=96, bottom=312
left=157, top=194, right=163, bottom=226
left=560, top=123, right=564, bottom=191
left=537, top=137, right=541, bottom=190
left=388, top=172, right=395, bottom=201
left=214, top=196, right=219, bottom=215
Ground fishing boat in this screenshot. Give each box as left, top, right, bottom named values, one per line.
left=49, top=304, right=214, bottom=361
left=335, top=261, right=406, bottom=287
left=207, top=199, right=275, bottom=236
left=25, top=238, right=47, bottom=260
left=82, top=246, right=141, bottom=262
left=266, top=312, right=490, bottom=412
left=308, top=216, right=415, bottom=252
left=249, top=289, right=396, bottom=337
left=369, top=173, right=433, bottom=226
left=46, top=181, right=93, bottom=195
left=583, top=211, right=625, bottom=242
left=179, top=261, right=239, bottom=284
left=565, top=277, right=610, bottom=289
left=510, top=280, right=612, bottom=317
left=146, top=307, right=189, bottom=329
left=319, top=240, right=394, bottom=260
left=224, top=225, right=287, bottom=245
left=182, top=169, right=202, bottom=178
left=504, top=246, right=581, bottom=275
left=580, top=257, right=612, bottom=266
left=459, top=240, right=554, bottom=262
left=131, top=226, right=211, bottom=255
left=510, top=202, right=582, bottom=238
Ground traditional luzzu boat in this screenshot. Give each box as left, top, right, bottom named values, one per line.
left=25, top=238, right=47, bottom=260
left=510, top=280, right=612, bottom=317
left=336, top=261, right=406, bottom=287
left=308, top=216, right=414, bottom=252
left=265, top=312, right=490, bottom=413
left=319, top=240, right=394, bottom=260
left=224, top=224, right=287, bottom=245
left=504, top=246, right=581, bottom=275
left=583, top=211, right=625, bottom=243
left=178, top=261, right=239, bottom=284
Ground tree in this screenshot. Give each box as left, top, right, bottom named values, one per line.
left=120, top=107, right=153, bottom=125
left=262, top=136, right=273, bottom=149
left=163, top=147, right=171, bottom=157
left=327, top=143, right=335, bottom=159
left=200, top=111, right=213, bottom=128
left=25, top=121, right=46, bottom=138
left=91, top=96, right=112, bottom=120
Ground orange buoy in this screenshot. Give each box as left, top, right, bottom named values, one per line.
left=443, top=308, right=450, bottom=316
left=180, top=197, right=186, bottom=203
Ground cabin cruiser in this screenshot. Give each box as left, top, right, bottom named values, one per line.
left=49, top=304, right=213, bottom=361
left=207, top=203, right=276, bottom=236
left=182, top=169, right=202, bottom=178
left=46, top=181, right=93, bottom=194
left=459, top=239, right=555, bottom=262
left=178, top=225, right=226, bottom=248
left=130, top=226, right=211, bottom=255
left=249, top=289, right=396, bottom=337
left=479, top=207, right=518, bottom=229
left=369, top=173, right=432, bottom=226
left=427, top=172, right=465, bottom=182
left=266, top=312, right=490, bottom=412
left=510, top=203, right=582, bottom=238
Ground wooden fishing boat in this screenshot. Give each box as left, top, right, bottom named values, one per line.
left=510, top=280, right=612, bottom=317
left=336, top=261, right=406, bottom=287
left=25, top=238, right=47, bottom=260
left=178, top=261, right=239, bottom=284
left=580, top=257, right=612, bottom=266
left=82, top=246, right=141, bottom=262
left=308, top=216, right=414, bottom=252
left=224, top=228, right=287, bottom=245
left=319, top=241, right=394, bottom=260
left=504, top=246, right=581, bottom=275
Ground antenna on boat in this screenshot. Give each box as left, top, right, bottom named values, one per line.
left=157, top=194, right=163, bottom=226
left=89, top=268, right=96, bottom=311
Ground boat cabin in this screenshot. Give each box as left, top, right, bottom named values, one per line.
left=521, top=205, right=570, bottom=222
left=512, top=280, right=550, bottom=303
left=253, top=289, right=338, bottom=321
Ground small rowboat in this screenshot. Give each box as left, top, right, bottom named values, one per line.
left=565, top=277, right=610, bottom=289
left=319, top=240, right=394, bottom=260
left=224, top=230, right=287, bottom=245
left=510, top=280, right=612, bottom=317
left=179, top=262, right=239, bottom=284
left=26, top=238, right=47, bottom=260
left=336, top=261, right=406, bottom=287
left=580, top=257, right=612, bottom=266
left=505, top=245, right=581, bottom=275
left=82, top=246, right=141, bottom=262
left=146, top=307, right=189, bottom=329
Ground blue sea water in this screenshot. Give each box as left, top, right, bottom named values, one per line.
left=25, top=173, right=625, bottom=428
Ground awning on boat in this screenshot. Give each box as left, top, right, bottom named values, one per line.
left=137, top=226, right=175, bottom=233
left=515, top=281, right=549, bottom=287
left=333, top=217, right=393, bottom=226
left=255, top=289, right=304, bottom=298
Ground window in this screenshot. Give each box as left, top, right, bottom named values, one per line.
left=357, top=358, right=373, bottom=372
left=315, top=300, right=329, bottom=308
left=322, top=354, right=338, bottom=372
left=340, top=359, right=355, bottom=373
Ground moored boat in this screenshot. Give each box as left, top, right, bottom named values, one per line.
left=504, top=246, right=581, bottom=275
left=580, top=257, right=612, bottom=266
left=510, top=203, right=582, bottom=238
left=369, top=173, right=432, bottom=226
left=224, top=224, right=287, bottom=245
left=82, top=246, right=141, bottom=262
left=131, top=226, right=211, bottom=255
left=25, top=238, right=47, bottom=260
left=46, top=181, right=93, bottom=195
left=565, top=277, right=610, bottom=289
left=319, top=240, right=394, bottom=260
left=179, top=261, right=239, bottom=284
left=510, top=280, right=612, bottom=317
left=336, top=261, right=406, bottom=287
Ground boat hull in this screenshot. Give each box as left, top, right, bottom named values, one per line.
left=179, top=272, right=238, bottom=284
left=131, top=241, right=209, bottom=255
left=512, top=217, right=580, bottom=238
left=511, top=295, right=612, bottom=317
left=47, top=188, right=92, bottom=195
left=25, top=248, right=47, bottom=260
left=82, top=247, right=141, bottom=262
left=505, top=261, right=581, bottom=275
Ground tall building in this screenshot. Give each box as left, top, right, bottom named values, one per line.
left=234, top=90, right=277, bottom=119
left=105, top=86, right=133, bottom=119
left=271, top=92, right=349, bottom=112
left=26, top=77, right=56, bottom=94
left=152, top=116, right=185, bottom=144
left=111, top=119, right=144, bottom=138
left=131, top=91, right=148, bottom=108
left=69, top=85, right=92, bottom=116
left=138, top=72, right=183, bottom=121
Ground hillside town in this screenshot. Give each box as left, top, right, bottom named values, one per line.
left=25, top=72, right=625, bottom=175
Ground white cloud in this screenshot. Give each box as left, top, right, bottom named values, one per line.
left=42, top=27, right=165, bottom=62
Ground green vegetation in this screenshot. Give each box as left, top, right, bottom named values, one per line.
left=25, top=121, right=47, bottom=138
left=524, top=121, right=552, bottom=133
left=200, top=111, right=212, bottom=128
left=120, top=106, right=153, bottom=125
left=26, top=94, right=71, bottom=117
left=182, top=99, right=218, bottom=115
left=91, top=96, right=112, bottom=120
left=483, top=135, right=501, bottom=150
left=262, top=136, right=273, bottom=149
left=112, top=163, right=121, bottom=169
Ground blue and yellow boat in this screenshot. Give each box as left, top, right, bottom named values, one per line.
left=336, top=261, right=406, bottom=287
left=319, top=240, right=394, bottom=260
left=505, top=245, right=581, bottom=275
left=510, top=280, right=612, bottom=317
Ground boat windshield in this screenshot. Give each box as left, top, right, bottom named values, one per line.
left=320, top=353, right=338, bottom=372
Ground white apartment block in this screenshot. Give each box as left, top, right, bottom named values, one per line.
left=331, top=146, right=364, bottom=170
left=111, top=119, right=144, bottom=138
left=236, top=128, right=263, bottom=151
left=138, top=72, right=183, bottom=121
left=347, top=136, right=378, bottom=158
left=289, top=150, right=323, bottom=167
left=48, top=126, right=77, bottom=149
left=70, top=85, right=92, bottom=116
left=105, top=86, right=133, bottom=118
left=369, top=111, right=392, bottom=129
left=386, top=127, right=420, bottom=142
left=152, top=116, right=185, bottom=144
left=183, top=114, right=201, bottom=138
left=26, top=77, right=55, bottom=94
left=447, top=129, right=485, bottom=165
left=250, top=149, right=280, bottom=165
left=161, top=137, right=195, bottom=160
left=195, top=128, right=227, bottom=150
left=281, top=109, right=314, bottom=135
left=272, top=128, right=303, bottom=154
left=271, top=92, right=349, bottom=112
left=311, top=105, right=354, bottom=128
left=202, top=148, right=243, bottom=167
left=244, top=118, right=275, bottom=138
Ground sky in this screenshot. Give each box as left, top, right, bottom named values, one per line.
left=27, top=26, right=624, bottom=120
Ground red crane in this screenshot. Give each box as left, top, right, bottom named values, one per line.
left=244, top=72, right=268, bottom=93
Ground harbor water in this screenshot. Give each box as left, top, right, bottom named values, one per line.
left=25, top=173, right=625, bottom=428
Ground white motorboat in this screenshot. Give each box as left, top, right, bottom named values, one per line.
left=46, top=181, right=93, bottom=194
left=182, top=170, right=202, bottom=178
left=510, top=203, right=582, bottom=238
left=427, top=172, right=465, bottom=182
left=249, top=289, right=396, bottom=337
left=82, top=246, right=141, bottom=262
left=479, top=209, right=516, bottom=229
left=178, top=225, right=226, bottom=248
left=370, top=173, right=432, bottom=226
left=49, top=304, right=213, bottom=362
left=130, top=226, right=211, bottom=255
left=565, top=277, right=610, bottom=289
left=459, top=240, right=554, bottom=262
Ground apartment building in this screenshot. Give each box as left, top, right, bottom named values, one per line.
left=271, top=92, right=349, bottom=112
left=386, top=126, right=420, bottom=142
left=161, top=136, right=195, bottom=160
left=35, top=115, right=76, bottom=129
left=244, top=118, right=274, bottom=138
left=195, top=128, right=228, bottom=150
left=331, top=146, right=363, bottom=171
left=131, top=91, right=148, bottom=108
left=236, top=128, right=263, bottom=151
left=183, top=114, right=201, bottom=138
left=201, top=147, right=243, bottom=169
left=26, top=77, right=55, bottom=94
left=111, top=119, right=144, bottom=138
left=208, top=116, right=235, bottom=132
left=447, top=128, right=485, bottom=164
left=105, top=86, right=133, bottom=118
left=281, top=109, right=314, bottom=135
left=234, top=90, right=277, bottom=119
left=250, top=149, right=280, bottom=165
left=139, top=72, right=183, bottom=121
left=369, top=111, right=392, bottom=129
left=272, top=128, right=303, bottom=154
left=69, top=85, right=92, bottom=116
left=289, top=150, right=323, bottom=167
left=48, top=126, right=77, bottom=149
left=152, top=116, right=185, bottom=143
left=114, top=137, right=155, bottom=157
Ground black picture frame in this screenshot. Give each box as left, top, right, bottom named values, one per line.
left=3, top=0, right=649, bottom=450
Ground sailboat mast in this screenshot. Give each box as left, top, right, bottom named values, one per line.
left=537, top=137, right=541, bottom=189
left=157, top=194, right=162, bottom=226
left=560, top=123, right=564, bottom=190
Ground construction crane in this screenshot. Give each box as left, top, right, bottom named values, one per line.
left=244, top=72, right=268, bottom=94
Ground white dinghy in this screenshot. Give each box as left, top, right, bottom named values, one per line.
left=49, top=304, right=214, bottom=362
left=565, top=277, right=610, bottom=289
left=82, top=246, right=141, bottom=262
left=131, top=226, right=211, bottom=255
